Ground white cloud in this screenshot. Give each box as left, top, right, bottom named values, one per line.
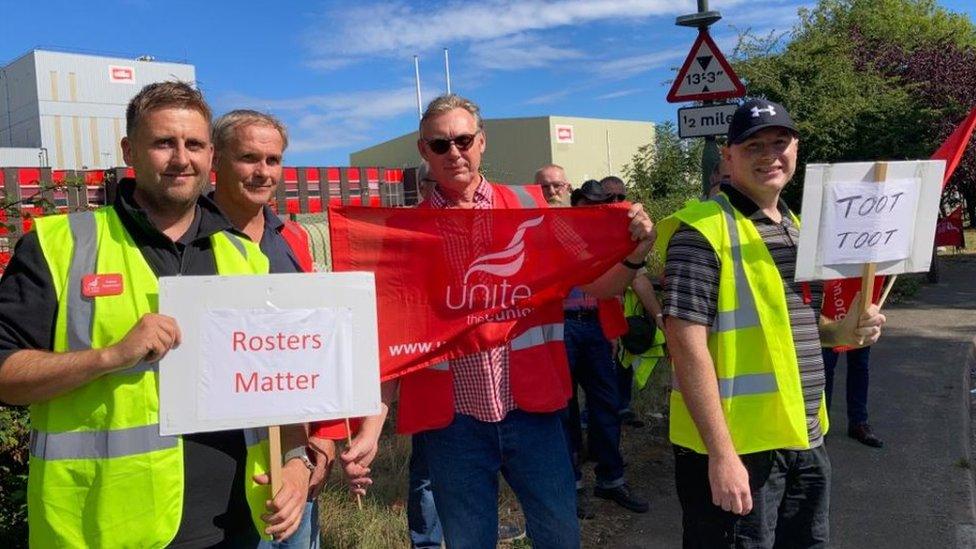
left=303, top=0, right=719, bottom=68
left=596, top=88, right=646, bottom=100
left=523, top=89, right=572, bottom=106
left=219, top=86, right=437, bottom=153
left=593, top=47, right=687, bottom=79
left=470, top=34, right=584, bottom=71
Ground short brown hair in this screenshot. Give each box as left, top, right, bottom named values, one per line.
left=419, top=94, right=483, bottom=138
left=212, top=109, right=289, bottom=153
left=126, top=81, right=212, bottom=137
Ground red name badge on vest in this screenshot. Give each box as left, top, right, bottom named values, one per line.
left=82, top=273, right=124, bottom=297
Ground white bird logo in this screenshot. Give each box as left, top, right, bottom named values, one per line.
left=463, top=215, right=544, bottom=284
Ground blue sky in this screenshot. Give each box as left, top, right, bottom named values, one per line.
left=2, top=0, right=974, bottom=167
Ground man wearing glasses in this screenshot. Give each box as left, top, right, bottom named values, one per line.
left=386, top=94, right=655, bottom=548
left=535, top=163, right=572, bottom=206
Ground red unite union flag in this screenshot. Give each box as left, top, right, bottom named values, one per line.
left=329, top=204, right=636, bottom=380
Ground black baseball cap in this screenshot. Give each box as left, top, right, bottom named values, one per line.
left=570, top=180, right=611, bottom=205
left=727, top=98, right=799, bottom=144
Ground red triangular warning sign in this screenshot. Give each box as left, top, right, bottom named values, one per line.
left=667, top=30, right=746, bottom=103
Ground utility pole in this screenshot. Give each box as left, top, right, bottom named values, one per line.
left=414, top=55, right=423, bottom=118
left=676, top=0, right=723, bottom=197
left=444, top=48, right=452, bottom=94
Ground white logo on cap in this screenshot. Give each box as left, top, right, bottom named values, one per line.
left=751, top=105, right=776, bottom=118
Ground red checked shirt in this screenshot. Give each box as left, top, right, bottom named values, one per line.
left=426, top=178, right=516, bottom=422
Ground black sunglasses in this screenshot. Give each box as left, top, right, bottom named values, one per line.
left=424, top=131, right=481, bottom=155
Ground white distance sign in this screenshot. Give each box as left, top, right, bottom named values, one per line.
left=159, top=272, right=381, bottom=436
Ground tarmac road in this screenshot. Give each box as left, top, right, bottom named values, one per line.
left=605, top=256, right=976, bottom=549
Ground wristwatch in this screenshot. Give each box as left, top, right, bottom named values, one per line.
left=621, top=257, right=645, bottom=270
left=283, top=445, right=315, bottom=472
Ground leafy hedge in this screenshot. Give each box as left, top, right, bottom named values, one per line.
left=0, top=405, right=29, bottom=546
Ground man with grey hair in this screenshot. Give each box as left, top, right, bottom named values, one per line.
left=212, top=109, right=389, bottom=547
left=212, top=109, right=321, bottom=546
left=535, top=164, right=572, bottom=206
left=382, top=93, right=656, bottom=548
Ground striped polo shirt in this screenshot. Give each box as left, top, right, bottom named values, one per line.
left=662, top=184, right=825, bottom=449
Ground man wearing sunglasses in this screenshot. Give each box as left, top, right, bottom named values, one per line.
left=387, top=94, right=655, bottom=548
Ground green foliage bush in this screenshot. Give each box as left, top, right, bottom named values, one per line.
left=0, top=405, right=29, bottom=546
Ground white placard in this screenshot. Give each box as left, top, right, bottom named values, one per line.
left=200, top=308, right=352, bottom=421
left=159, top=272, right=381, bottom=436
left=795, top=160, right=946, bottom=281
left=820, top=180, right=918, bottom=264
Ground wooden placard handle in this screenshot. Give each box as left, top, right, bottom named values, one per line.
left=269, top=425, right=283, bottom=495
left=346, top=417, right=364, bottom=510
left=859, top=161, right=887, bottom=317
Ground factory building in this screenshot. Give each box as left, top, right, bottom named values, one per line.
left=349, top=115, right=654, bottom=187
left=0, top=49, right=195, bottom=169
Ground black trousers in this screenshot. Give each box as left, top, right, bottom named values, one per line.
left=674, top=444, right=830, bottom=549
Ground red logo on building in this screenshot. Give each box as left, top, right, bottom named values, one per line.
left=109, top=66, right=135, bottom=83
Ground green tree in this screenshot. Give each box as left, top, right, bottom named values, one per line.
left=731, top=0, right=976, bottom=211
left=624, top=120, right=703, bottom=208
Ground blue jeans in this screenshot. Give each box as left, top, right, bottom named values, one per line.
left=418, top=410, right=580, bottom=549
left=408, top=435, right=443, bottom=548
left=617, top=357, right=634, bottom=414
left=822, top=346, right=871, bottom=425
left=563, top=317, right=625, bottom=488
left=257, top=499, right=320, bottom=548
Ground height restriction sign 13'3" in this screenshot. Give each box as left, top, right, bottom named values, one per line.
left=667, top=30, right=745, bottom=103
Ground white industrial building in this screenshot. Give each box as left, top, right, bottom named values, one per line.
left=0, top=49, right=196, bottom=169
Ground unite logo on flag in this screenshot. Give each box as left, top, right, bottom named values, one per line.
left=445, top=215, right=543, bottom=325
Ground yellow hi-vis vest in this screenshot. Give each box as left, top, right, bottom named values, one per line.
left=656, top=193, right=829, bottom=455
left=28, top=207, right=272, bottom=547
left=618, top=288, right=667, bottom=390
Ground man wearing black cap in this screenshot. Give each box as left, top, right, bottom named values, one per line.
left=562, top=180, right=649, bottom=518
left=656, top=99, right=887, bottom=547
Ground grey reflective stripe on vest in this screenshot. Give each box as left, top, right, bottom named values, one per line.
left=672, top=372, right=778, bottom=398
left=30, top=424, right=178, bottom=460
left=63, top=212, right=158, bottom=377
left=118, top=360, right=157, bottom=375
left=510, top=323, right=564, bottom=351
left=429, top=361, right=449, bottom=371
left=223, top=230, right=248, bottom=258
left=710, top=195, right=760, bottom=333
left=243, top=427, right=269, bottom=447
left=66, top=211, right=97, bottom=351
left=718, top=372, right=778, bottom=397
left=506, top=185, right=538, bottom=208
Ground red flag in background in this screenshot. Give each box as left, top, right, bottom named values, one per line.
left=932, top=107, right=976, bottom=189
left=329, top=204, right=636, bottom=381
left=935, top=206, right=966, bottom=247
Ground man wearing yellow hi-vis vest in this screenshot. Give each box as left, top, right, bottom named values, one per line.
left=0, top=82, right=309, bottom=547
left=657, top=99, right=888, bottom=548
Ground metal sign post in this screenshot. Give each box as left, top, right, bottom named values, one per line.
left=670, top=1, right=745, bottom=196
